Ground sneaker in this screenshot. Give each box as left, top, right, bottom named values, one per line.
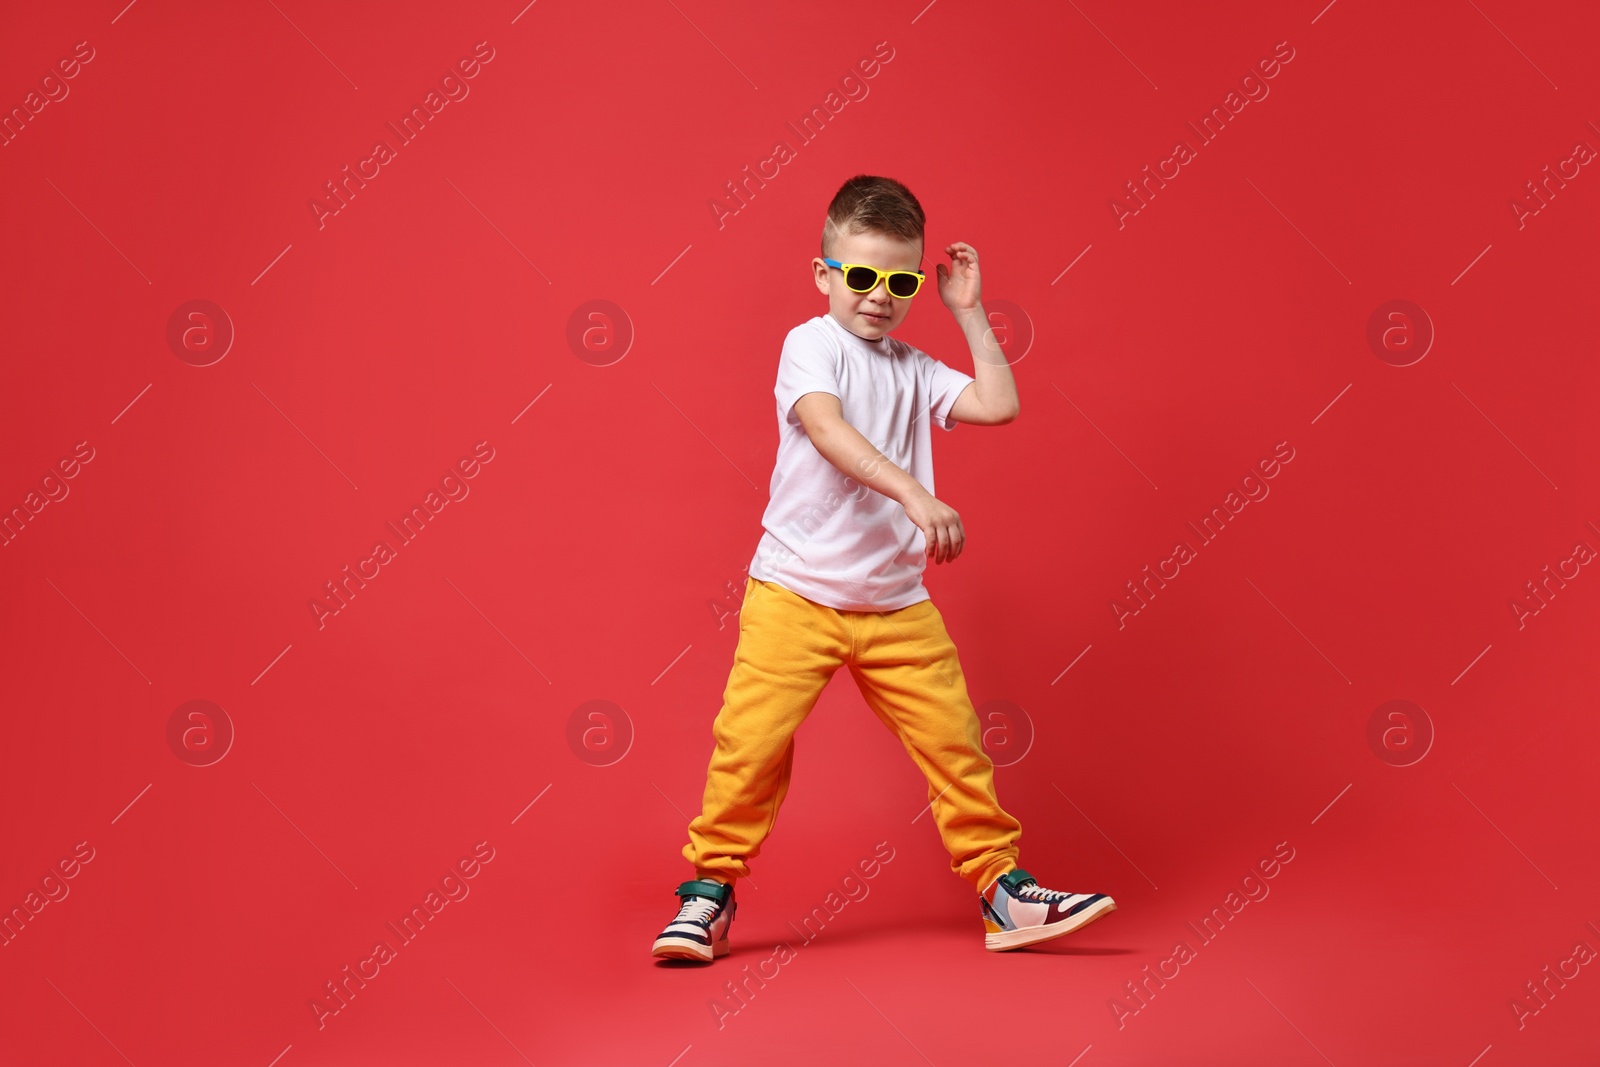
left=651, top=879, right=736, bottom=962
left=980, top=868, right=1116, bottom=951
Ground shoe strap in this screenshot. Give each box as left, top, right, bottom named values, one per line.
left=676, top=879, right=730, bottom=903
left=999, top=868, right=1035, bottom=891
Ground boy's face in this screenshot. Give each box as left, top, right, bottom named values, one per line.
left=812, top=228, right=924, bottom=343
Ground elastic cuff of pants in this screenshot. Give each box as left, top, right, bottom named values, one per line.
left=696, top=868, right=735, bottom=885
left=977, top=864, right=1017, bottom=894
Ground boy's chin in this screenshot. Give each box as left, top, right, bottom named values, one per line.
left=853, top=314, right=894, bottom=337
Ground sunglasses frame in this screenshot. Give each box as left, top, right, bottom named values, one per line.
left=822, top=258, right=926, bottom=298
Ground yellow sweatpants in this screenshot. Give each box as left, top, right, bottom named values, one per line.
left=683, top=576, right=1022, bottom=895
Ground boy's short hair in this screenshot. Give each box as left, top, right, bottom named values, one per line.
left=821, top=175, right=925, bottom=261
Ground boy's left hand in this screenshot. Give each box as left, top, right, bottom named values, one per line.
left=935, top=242, right=982, bottom=313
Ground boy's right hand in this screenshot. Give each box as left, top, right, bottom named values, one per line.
left=903, top=491, right=965, bottom=565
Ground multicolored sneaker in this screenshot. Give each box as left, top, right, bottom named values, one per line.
left=651, top=879, right=736, bottom=962
left=980, top=868, right=1116, bottom=951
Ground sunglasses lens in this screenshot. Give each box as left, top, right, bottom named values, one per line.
left=888, top=273, right=919, bottom=298
left=844, top=266, right=878, bottom=292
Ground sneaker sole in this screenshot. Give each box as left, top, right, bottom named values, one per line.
left=651, top=935, right=729, bottom=962
left=985, top=897, right=1117, bottom=951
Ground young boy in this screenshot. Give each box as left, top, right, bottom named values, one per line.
left=652, top=175, right=1116, bottom=961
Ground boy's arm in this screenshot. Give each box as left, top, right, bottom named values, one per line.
left=936, top=244, right=1018, bottom=425
left=792, top=392, right=926, bottom=505
left=793, top=391, right=966, bottom=563
left=946, top=305, right=1020, bottom=425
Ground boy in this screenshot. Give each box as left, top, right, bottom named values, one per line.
left=652, top=175, right=1116, bottom=961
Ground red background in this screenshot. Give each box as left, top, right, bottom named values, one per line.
left=2, top=2, right=1597, bottom=1064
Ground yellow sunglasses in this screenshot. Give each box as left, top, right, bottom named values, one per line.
left=823, top=258, right=926, bottom=298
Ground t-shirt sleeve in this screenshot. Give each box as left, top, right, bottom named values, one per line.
left=916, top=347, right=977, bottom=432
left=774, top=323, right=842, bottom=427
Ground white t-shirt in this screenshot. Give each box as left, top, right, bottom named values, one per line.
left=746, top=312, right=977, bottom=611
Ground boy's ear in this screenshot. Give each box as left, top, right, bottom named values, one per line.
left=812, top=257, right=831, bottom=293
